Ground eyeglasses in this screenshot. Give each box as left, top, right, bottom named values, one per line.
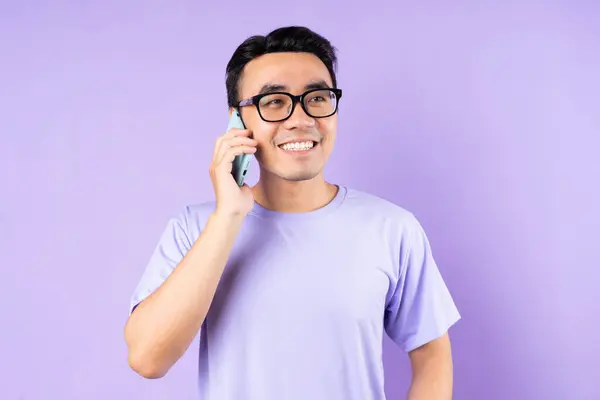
left=237, top=88, right=343, bottom=122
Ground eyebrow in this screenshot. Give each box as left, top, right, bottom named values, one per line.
left=257, top=79, right=331, bottom=95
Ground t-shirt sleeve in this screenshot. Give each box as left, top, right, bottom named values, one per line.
left=129, top=209, right=194, bottom=315
left=384, top=214, right=461, bottom=352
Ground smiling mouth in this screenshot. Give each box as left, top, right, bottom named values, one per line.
left=278, top=140, right=318, bottom=152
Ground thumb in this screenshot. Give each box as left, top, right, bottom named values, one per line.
left=240, top=183, right=253, bottom=195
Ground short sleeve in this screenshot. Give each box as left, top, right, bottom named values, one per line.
left=129, top=209, right=194, bottom=315
left=384, top=214, right=461, bottom=352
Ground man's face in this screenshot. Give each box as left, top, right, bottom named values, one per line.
left=235, top=52, right=338, bottom=182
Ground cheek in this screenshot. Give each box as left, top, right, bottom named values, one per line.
left=246, top=118, right=276, bottom=145
left=252, top=127, right=279, bottom=160
left=318, top=119, right=337, bottom=145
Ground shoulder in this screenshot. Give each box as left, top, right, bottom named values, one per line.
left=339, top=187, right=433, bottom=253
left=341, top=187, right=421, bottom=229
left=338, top=187, right=434, bottom=278
left=164, top=200, right=217, bottom=242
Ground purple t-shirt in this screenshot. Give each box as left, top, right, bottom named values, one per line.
left=130, top=186, right=460, bottom=399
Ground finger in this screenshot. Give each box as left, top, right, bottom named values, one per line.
left=217, top=145, right=257, bottom=166
left=213, top=129, right=253, bottom=161
left=215, top=137, right=257, bottom=163
left=239, top=183, right=253, bottom=196
left=224, top=128, right=253, bottom=138
left=224, top=136, right=258, bottom=148
left=213, top=136, right=224, bottom=161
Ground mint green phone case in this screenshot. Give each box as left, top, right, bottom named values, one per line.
left=228, top=110, right=251, bottom=186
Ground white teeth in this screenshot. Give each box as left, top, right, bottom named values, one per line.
left=280, top=141, right=314, bottom=151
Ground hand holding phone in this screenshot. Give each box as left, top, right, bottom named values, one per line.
left=208, top=110, right=257, bottom=217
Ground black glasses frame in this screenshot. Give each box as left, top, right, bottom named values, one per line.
left=237, top=88, right=343, bottom=122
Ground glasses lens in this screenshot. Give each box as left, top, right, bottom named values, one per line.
left=258, top=93, right=293, bottom=121
left=304, top=89, right=338, bottom=117
left=257, top=89, right=339, bottom=121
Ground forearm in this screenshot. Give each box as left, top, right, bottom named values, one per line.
left=124, top=211, right=244, bottom=378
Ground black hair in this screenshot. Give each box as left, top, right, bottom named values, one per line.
left=225, top=26, right=338, bottom=107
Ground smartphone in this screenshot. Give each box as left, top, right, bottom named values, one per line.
left=227, top=109, right=252, bottom=186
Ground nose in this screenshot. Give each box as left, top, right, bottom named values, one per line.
left=282, top=101, right=315, bottom=130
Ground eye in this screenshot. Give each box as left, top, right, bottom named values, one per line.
left=260, top=94, right=288, bottom=108
left=265, top=99, right=283, bottom=106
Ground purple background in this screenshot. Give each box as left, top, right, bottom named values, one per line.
left=1, top=2, right=599, bottom=399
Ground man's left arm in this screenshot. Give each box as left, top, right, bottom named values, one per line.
left=383, top=213, right=461, bottom=400
left=406, top=333, right=453, bottom=400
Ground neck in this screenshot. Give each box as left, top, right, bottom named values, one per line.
left=252, top=172, right=338, bottom=213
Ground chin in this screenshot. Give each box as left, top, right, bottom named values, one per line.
left=277, top=168, right=322, bottom=182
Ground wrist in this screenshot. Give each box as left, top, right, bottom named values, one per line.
left=208, top=209, right=246, bottom=229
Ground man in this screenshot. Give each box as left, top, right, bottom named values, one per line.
left=124, top=26, right=461, bottom=400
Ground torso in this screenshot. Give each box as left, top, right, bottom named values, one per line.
left=189, top=187, right=406, bottom=400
